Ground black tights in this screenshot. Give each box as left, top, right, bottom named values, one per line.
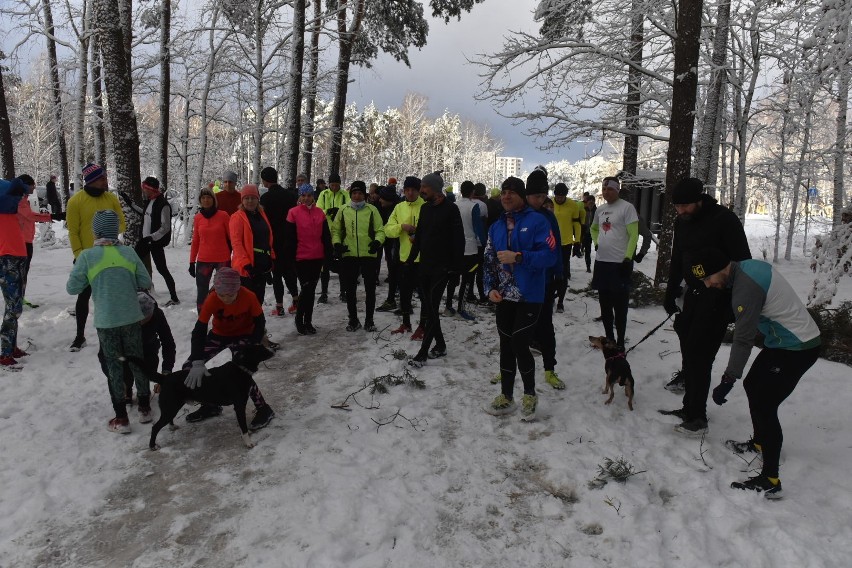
left=415, top=272, right=449, bottom=357
left=295, top=259, right=323, bottom=326
left=598, top=288, right=629, bottom=346
left=497, top=301, right=542, bottom=398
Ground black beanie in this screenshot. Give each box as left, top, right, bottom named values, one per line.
left=403, top=176, right=421, bottom=190
left=142, top=176, right=160, bottom=190
left=525, top=169, right=548, bottom=195
left=502, top=176, right=526, bottom=199
left=672, top=177, right=705, bottom=204
left=349, top=180, right=367, bottom=194
left=473, top=182, right=487, bottom=197
left=687, top=247, right=730, bottom=280
left=328, top=173, right=342, bottom=184
left=553, top=183, right=569, bottom=196
left=261, top=167, right=278, bottom=183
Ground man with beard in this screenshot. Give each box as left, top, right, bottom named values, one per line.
left=406, top=171, right=464, bottom=368
left=66, top=163, right=126, bottom=351
left=660, top=177, right=751, bottom=435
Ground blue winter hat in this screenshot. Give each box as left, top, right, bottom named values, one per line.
left=298, top=183, right=314, bottom=196
left=92, top=209, right=119, bottom=240
left=82, top=163, right=105, bottom=185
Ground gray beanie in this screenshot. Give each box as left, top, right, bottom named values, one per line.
left=137, top=291, right=157, bottom=319
left=421, top=171, right=444, bottom=191
left=92, top=210, right=119, bottom=240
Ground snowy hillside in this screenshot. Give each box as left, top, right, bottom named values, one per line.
left=1, top=215, right=850, bottom=568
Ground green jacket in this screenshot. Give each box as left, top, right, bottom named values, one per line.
left=383, top=197, right=424, bottom=263
left=316, top=188, right=350, bottom=218
left=331, top=202, right=386, bottom=258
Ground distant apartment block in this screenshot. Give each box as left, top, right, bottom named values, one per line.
left=496, top=156, right=523, bottom=179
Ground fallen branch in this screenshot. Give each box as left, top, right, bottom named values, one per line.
left=371, top=409, right=426, bottom=433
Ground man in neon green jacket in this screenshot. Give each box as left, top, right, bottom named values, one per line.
left=383, top=176, right=425, bottom=335
left=316, top=173, right=350, bottom=302
left=331, top=181, right=386, bottom=332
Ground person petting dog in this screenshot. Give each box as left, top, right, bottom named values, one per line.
left=66, top=210, right=153, bottom=433
left=688, top=248, right=821, bottom=499
left=183, top=267, right=275, bottom=430
left=483, top=176, right=558, bottom=420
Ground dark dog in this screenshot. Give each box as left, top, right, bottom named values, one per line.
left=588, top=336, right=635, bottom=410
left=146, top=345, right=274, bottom=450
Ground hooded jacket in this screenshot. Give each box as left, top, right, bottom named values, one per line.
left=229, top=208, right=275, bottom=277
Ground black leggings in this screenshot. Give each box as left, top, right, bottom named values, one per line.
left=534, top=281, right=557, bottom=371
left=497, top=301, right=542, bottom=398
left=137, top=240, right=178, bottom=301
left=341, top=257, right=378, bottom=324
left=295, top=259, right=323, bottom=325
left=271, top=255, right=299, bottom=306
left=75, top=285, right=92, bottom=338
left=398, top=262, right=422, bottom=326
left=743, top=346, right=820, bottom=478
left=415, top=271, right=449, bottom=356
left=241, top=273, right=267, bottom=306
left=598, top=289, right=630, bottom=345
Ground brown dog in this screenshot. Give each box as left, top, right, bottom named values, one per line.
left=589, top=336, right=635, bottom=410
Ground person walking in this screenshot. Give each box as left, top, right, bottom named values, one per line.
left=406, top=171, right=465, bottom=368
left=331, top=181, right=386, bottom=332
left=552, top=182, right=584, bottom=313
left=134, top=177, right=179, bottom=306
left=285, top=184, right=333, bottom=334
left=0, top=176, right=33, bottom=370
left=45, top=174, right=63, bottom=215
left=484, top=177, right=558, bottom=420
left=66, top=164, right=126, bottom=352
left=660, top=177, right=751, bottom=435
left=590, top=177, right=639, bottom=351
left=581, top=194, right=596, bottom=273
left=690, top=248, right=821, bottom=498
left=260, top=167, right=299, bottom=317
left=189, top=187, right=232, bottom=311
left=383, top=176, right=425, bottom=336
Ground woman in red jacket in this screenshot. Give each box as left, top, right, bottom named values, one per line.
left=284, top=184, right=332, bottom=335
left=229, top=184, right=274, bottom=305
left=189, top=187, right=231, bottom=311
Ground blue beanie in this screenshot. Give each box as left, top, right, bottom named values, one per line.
left=92, top=209, right=119, bottom=240
left=298, top=183, right=314, bottom=196
left=82, top=163, right=105, bottom=186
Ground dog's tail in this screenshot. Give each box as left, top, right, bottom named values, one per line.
left=120, top=355, right=168, bottom=384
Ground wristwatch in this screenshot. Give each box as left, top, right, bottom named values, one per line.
left=515, top=252, right=522, bottom=264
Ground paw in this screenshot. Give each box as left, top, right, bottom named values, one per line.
left=150, top=444, right=160, bottom=451
left=604, top=399, right=612, bottom=405
left=168, top=423, right=179, bottom=431
left=242, top=433, right=255, bottom=448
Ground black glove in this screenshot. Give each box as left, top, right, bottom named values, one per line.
left=572, top=243, right=582, bottom=258
left=188, top=264, right=196, bottom=278
left=333, top=243, right=348, bottom=258
left=663, top=287, right=681, bottom=315
left=265, top=272, right=273, bottom=285
left=143, top=236, right=153, bottom=245
left=712, top=373, right=737, bottom=405
left=244, top=264, right=255, bottom=278
left=368, top=240, right=382, bottom=254
left=619, top=259, right=633, bottom=278
left=51, top=212, right=66, bottom=221
left=327, top=207, right=339, bottom=219
left=634, top=252, right=645, bottom=263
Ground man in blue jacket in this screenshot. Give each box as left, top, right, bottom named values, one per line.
left=483, top=176, right=558, bottom=420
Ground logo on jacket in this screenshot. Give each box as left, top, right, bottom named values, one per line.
left=546, top=230, right=556, bottom=250
left=691, top=263, right=706, bottom=279
left=602, top=216, right=612, bottom=233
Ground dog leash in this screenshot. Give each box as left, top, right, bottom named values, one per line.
left=624, top=313, right=674, bottom=355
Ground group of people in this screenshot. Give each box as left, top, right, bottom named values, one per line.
left=0, top=162, right=824, bottom=498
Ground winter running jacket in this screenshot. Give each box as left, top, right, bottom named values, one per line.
left=331, top=202, right=386, bottom=258
left=316, top=189, right=350, bottom=219
left=553, top=198, right=584, bottom=245
left=384, top=197, right=425, bottom=263
left=142, top=194, right=172, bottom=246
left=66, top=244, right=152, bottom=329
left=484, top=206, right=558, bottom=303
left=0, top=178, right=26, bottom=257
left=535, top=207, right=564, bottom=281
left=724, top=260, right=821, bottom=379
left=408, top=198, right=465, bottom=275
left=285, top=203, right=332, bottom=262
left=66, top=187, right=126, bottom=258
left=214, top=190, right=242, bottom=216
left=260, top=184, right=297, bottom=254
left=455, top=197, right=486, bottom=255
left=17, top=198, right=52, bottom=244
left=190, top=209, right=232, bottom=263
left=230, top=208, right=275, bottom=277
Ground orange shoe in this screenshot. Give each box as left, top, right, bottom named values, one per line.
left=410, top=324, right=425, bottom=341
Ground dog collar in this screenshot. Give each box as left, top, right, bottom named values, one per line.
left=606, top=353, right=626, bottom=362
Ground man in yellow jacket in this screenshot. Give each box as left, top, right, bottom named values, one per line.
left=66, top=163, right=127, bottom=352
left=383, top=176, right=424, bottom=335
left=316, top=173, right=350, bottom=303
left=552, top=182, right=584, bottom=312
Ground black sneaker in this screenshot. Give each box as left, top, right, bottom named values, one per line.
left=364, top=321, right=378, bottom=332
left=305, top=323, right=317, bottom=335
left=658, top=407, right=688, bottom=421
left=376, top=299, right=397, bottom=312
left=186, top=404, right=222, bottom=423
left=675, top=418, right=708, bottom=436
left=408, top=354, right=427, bottom=368
left=69, top=336, right=86, bottom=352
left=665, top=370, right=686, bottom=393
left=428, top=346, right=447, bottom=359
left=725, top=438, right=760, bottom=454
left=249, top=405, right=275, bottom=431
left=731, top=474, right=782, bottom=499
left=556, top=303, right=564, bottom=314
left=318, top=293, right=328, bottom=304
left=296, top=322, right=308, bottom=335
left=346, top=320, right=362, bottom=332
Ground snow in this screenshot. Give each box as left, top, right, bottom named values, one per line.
left=2, top=215, right=851, bottom=567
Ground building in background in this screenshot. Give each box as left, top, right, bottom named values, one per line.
left=496, top=156, right=523, bottom=180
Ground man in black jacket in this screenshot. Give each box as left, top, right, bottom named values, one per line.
left=407, top=171, right=465, bottom=367
left=260, top=167, right=299, bottom=316
left=661, top=177, right=751, bottom=434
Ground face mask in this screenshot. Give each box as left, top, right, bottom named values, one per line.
left=350, top=200, right=366, bottom=210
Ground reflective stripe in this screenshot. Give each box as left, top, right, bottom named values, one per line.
left=252, top=248, right=270, bottom=255
left=86, top=246, right=136, bottom=282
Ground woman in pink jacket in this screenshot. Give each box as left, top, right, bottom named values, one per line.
left=284, top=184, right=332, bottom=335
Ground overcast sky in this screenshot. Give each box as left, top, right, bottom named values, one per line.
left=348, top=0, right=587, bottom=168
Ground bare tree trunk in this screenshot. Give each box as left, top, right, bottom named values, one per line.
left=118, top=0, right=133, bottom=79
left=91, top=33, right=107, bottom=169
left=693, top=0, right=730, bottom=192
left=731, top=19, right=760, bottom=223
left=73, top=0, right=91, bottom=178
left=773, top=84, right=790, bottom=263
left=251, top=5, right=264, bottom=185
left=301, top=0, right=322, bottom=180
left=283, top=0, right=306, bottom=189
left=328, top=0, right=365, bottom=178
left=42, top=0, right=71, bottom=203
left=157, top=0, right=171, bottom=187
left=705, top=81, right=726, bottom=194
left=655, top=0, right=703, bottom=286
left=0, top=61, right=15, bottom=178
left=833, top=60, right=849, bottom=228
left=785, top=92, right=814, bottom=260
left=621, top=5, right=643, bottom=198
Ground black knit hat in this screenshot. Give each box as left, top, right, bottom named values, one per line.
left=501, top=176, right=526, bottom=199
left=403, top=176, right=421, bottom=190
left=260, top=167, right=278, bottom=183
left=687, top=247, right=730, bottom=280
left=349, top=180, right=367, bottom=194
left=525, top=169, right=548, bottom=195
left=553, top=183, right=568, bottom=196
left=672, top=177, right=705, bottom=204
left=460, top=180, right=475, bottom=197
left=328, top=173, right=342, bottom=184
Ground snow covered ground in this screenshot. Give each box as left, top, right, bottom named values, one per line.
left=1, top=215, right=850, bottom=568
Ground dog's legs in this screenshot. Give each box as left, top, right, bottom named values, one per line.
left=150, top=403, right=183, bottom=450
left=234, top=403, right=254, bottom=448
left=626, top=382, right=635, bottom=411
left=604, top=372, right=615, bottom=405
left=602, top=372, right=610, bottom=395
